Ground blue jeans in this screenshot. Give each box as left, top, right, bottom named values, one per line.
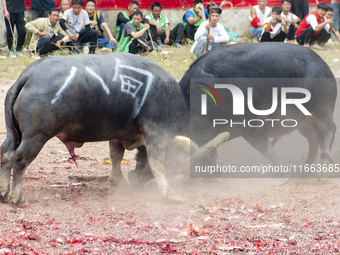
left=84, top=38, right=115, bottom=50
left=98, top=38, right=115, bottom=50
left=331, top=1, right=340, bottom=32
left=250, top=26, right=263, bottom=41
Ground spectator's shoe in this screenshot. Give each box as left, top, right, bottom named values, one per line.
left=311, top=44, right=324, bottom=50
left=17, top=51, right=24, bottom=57
left=10, top=51, right=17, bottom=58
left=175, top=43, right=183, bottom=48
left=31, top=51, right=40, bottom=59
left=100, top=47, right=112, bottom=53
left=83, top=46, right=90, bottom=54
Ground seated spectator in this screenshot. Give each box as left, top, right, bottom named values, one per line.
left=59, top=0, right=70, bottom=19
left=326, top=7, right=340, bottom=42
left=25, top=8, right=69, bottom=56
left=190, top=6, right=229, bottom=57
left=183, top=0, right=208, bottom=41
left=146, top=2, right=183, bottom=48
left=281, top=0, right=300, bottom=42
left=31, top=0, right=55, bottom=20
left=117, top=11, right=153, bottom=54
left=295, top=2, right=334, bottom=49
left=260, top=6, right=288, bottom=42
left=85, top=0, right=117, bottom=52
left=60, top=0, right=98, bottom=54
left=116, top=1, right=149, bottom=41
left=249, top=0, right=271, bottom=41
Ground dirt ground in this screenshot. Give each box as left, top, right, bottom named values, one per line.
left=1, top=50, right=340, bottom=254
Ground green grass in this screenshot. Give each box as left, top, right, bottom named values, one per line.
left=0, top=40, right=339, bottom=83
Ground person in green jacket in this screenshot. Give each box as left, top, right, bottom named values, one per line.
left=146, top=2, right=183, bottom=47
left=116, top=1, right=149, bottom=41
left=117, top=11, right=153, bottom=54
left=182, top=0, right=208, bottom=41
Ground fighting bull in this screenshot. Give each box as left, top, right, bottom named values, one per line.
left=178, top=42, right=337, bottom=169
left=0, top=53, right=189, bottom=205
left=0, top=43, right=337, bottom=206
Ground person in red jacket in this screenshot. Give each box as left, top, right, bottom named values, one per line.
left=295, top=2, right=334, bottom=49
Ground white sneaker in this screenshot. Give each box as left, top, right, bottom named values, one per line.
left=83, top=46, right=89, bottom=54
left=100, top=47, right=112, bottom=53
left=311, top=44, right=324, bottom=50
left=10, top=51, right=17, bottom=58
left=31, top=51, right=40, bottom=59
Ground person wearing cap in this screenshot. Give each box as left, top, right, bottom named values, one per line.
left=295, top=2, right=334, bottom=49
left=190, top=5, right=229, bottom=57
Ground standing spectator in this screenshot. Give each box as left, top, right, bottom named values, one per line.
left=331, top=0, right=340, bottom=40
left=146, top=2, right=183, bottom=48
left=249, top=0, right=271, bottom=41
left=183, top=0, right=208, bottom=41
left=190, top=6, right=229, bottom=57
left=295, top=2, right=333, bottom=49
left=31, top=0, right=55, bottom=20
left=115, top=1, right=149, bottom=41
left=260, top=6, right=289, bottom=42
left=85, top=0, right=117, bottom=52
left=291, top=0, right=308, bottom=20
left=60, top=0, right=98, bottom=54
left=280, top=0, right=300, bottom=42
left=1, top=0, right=26, bottom=58
left=25, top=8, right=69, bottom=56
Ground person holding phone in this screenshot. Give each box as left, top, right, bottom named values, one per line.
left=260, top=6, right=288, bottom=42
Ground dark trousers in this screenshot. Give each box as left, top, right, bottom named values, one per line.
left=184, top=23, right=197, bottom=40
left=129, top=38, right=150, bottom=54
left=36, top=34, right=64, bottom=55
left=32, top=9, right=49, bottom=20
left=117, top=23, right=125, bottom=41
left=291, top=0, right=309, bottom=19
left=296, top=26, right=330, bottom=45
left=287, top=23, right=297, bottom=40
left=68, top=29, right=98, bottom=53
left=149, top=23, right=184, bottom=44
left=315, top=29, right=331, bottom=45
left=4, top=12, right=26, bottom=51
left=260, top=30, right=287, bottom=42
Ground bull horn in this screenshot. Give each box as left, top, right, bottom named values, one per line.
left=191, top=132, right=230, bottom=160
left=172, top=136, right=200, bottom=153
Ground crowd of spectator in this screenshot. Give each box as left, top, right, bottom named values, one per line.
left=1, top=0, right=339, bottom=58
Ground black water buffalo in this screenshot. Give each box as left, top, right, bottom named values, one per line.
left=0, top=53, right=189, bottom=205
left=178, top=42, right=336, bottom=171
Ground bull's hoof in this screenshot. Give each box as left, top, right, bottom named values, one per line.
left=108, top=176, right=130, bottom=187
left=128, top=170, right=154, bottom=186
left=0, top=190, right=11, bottom=203
left=166, top=190, right=186, bottom=203
left=11, top=195, right=27, bottom=207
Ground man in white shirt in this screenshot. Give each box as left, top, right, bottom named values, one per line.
left=190, top=5, right=229, bottom=58
left=260, top=6, right=288, bottom=42
left=60, top=0, right=98, bottom=53
left=280, top=0, right=300, bottom=42
left=249, top=0, right=271, bottom=41
left=295, top=2, right=334, bottom=49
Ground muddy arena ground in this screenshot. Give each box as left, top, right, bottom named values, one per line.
left=1, top=46, right=340, bottom=254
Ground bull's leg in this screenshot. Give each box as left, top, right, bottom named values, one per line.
left=243, top=134, right=282, bottom=165
left=128, top=146, right=154, bottom=185
left=11, top=134, right=47, bottom=205
left=108, top=140, right=125, bottom=186
left=145, top=136, right=185, bottom=203
left=0, top=132, right=19, bottom=203
left=298, top=122, right=323, bottom=164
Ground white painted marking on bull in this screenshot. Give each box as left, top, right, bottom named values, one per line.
left=51, top=66, right=77, bottom=104
left=120, top=75, right=143, bottom=97
left=85, top=67, right=110, bottom=95
left=112, top=59, right=154, bottom=118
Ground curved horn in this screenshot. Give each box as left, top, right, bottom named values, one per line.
left=172, top=136, right=200, bottom=153
left=192, top=132, right=230, bottom=159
